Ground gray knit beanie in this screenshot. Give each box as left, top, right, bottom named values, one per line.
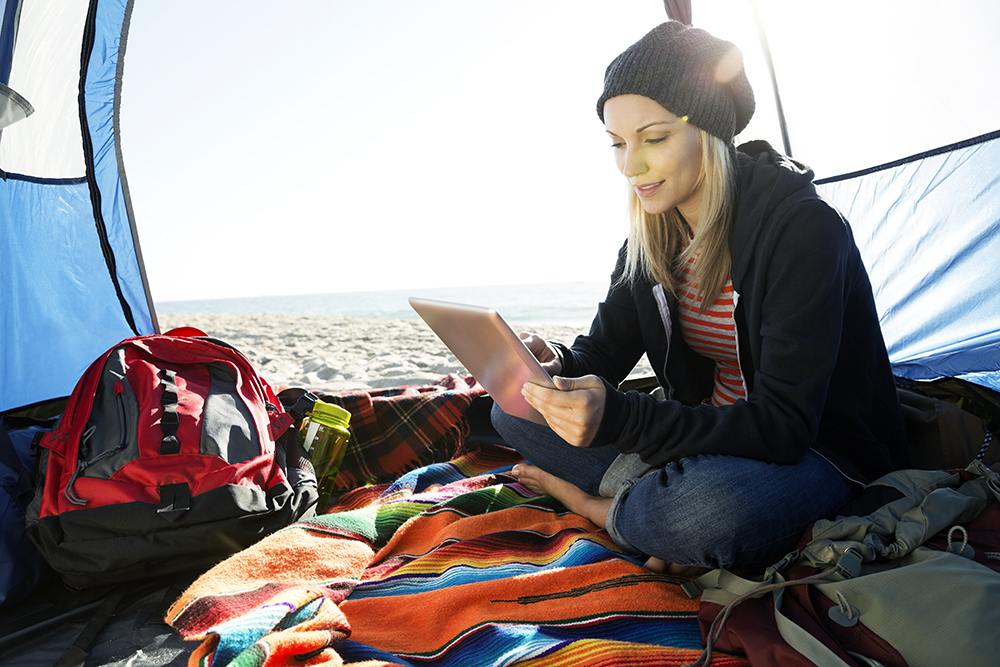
left=597, top=21, right=755, bottom=144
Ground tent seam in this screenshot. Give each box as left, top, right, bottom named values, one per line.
left=77, top=0, right=139, bottom=337
left=817, top=129, right=1000, bottom=185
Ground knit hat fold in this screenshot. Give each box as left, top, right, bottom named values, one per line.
left=597, top=21, right=755, bottom=143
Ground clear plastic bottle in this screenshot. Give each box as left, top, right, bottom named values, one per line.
left=300, top=399, right=352, bottom=510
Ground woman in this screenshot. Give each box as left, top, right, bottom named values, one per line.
left=491, top=21, right=910, bottom=574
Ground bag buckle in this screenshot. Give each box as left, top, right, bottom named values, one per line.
left=764, top=549, right=799, bottom=580
left=834, top=546, right=863, bottom=579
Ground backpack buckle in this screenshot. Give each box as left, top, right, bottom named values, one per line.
left=288, top=391, right=319, bottom=424
left=834, top=546, right=863, bottom=580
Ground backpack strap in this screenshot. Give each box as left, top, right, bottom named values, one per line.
left=682, top=545, right=865, bottom=667
left=53, top=586, right=127, bottom=667
left=157, top=482, right=191, bottom=522
left=158, top=370, right=181, bottom=454
left=682, top=565, right=849, bottom=667
left=768, top=584, right=856, bottom=667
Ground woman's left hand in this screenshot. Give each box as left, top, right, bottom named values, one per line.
left=522, top=375, right=606, bottom=448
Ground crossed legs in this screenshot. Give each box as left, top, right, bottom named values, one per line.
left=492, top=402, right=854, bottom=572
left=512, top=461, right=704, bottom=575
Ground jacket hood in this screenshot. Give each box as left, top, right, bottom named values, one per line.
left=729, top=140, right=819, bottom=287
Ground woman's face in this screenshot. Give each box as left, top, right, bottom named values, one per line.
left=603, top=94, right=704, bottom=225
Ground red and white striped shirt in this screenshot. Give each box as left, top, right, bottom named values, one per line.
left=675, top=254, right=746, bottom=406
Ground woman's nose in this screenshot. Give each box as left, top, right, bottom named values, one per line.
left=621, top=147, right=645, bottom=178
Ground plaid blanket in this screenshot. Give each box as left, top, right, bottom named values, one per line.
left=166, top=443, right=750, bottom=666
left=317, top=374, right=486, bottom=492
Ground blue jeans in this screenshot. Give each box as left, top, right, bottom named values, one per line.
left=491, top=402, right=854, bottom=570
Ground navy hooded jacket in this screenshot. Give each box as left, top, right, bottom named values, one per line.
left=557, top=141, right=909, bottom=485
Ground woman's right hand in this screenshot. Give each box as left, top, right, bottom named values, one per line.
left=519, top=332, right=563, bottom=376
left=522, top=375, right=606, bottom=448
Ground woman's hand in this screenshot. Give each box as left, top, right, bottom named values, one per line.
left=519, top=332, right=563, bottom=376
left=522, top=375, right=606, bottom=448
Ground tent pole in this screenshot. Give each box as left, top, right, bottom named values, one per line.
left=750, top=0, right=792, bottom=156
left=662, top=0, right=692, bottom=25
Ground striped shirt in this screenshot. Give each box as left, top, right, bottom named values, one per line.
left=675, top=253, right=746, bottom=406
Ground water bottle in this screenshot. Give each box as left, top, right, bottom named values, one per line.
left=300, top=399, right=352, bottom=510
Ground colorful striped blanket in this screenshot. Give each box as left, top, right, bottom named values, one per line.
left=166, top=442, right=750, bottom=666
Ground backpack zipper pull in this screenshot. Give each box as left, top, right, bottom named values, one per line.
left=78, top=424, right=95, bottom=461
left=66, top=424, right=96, bottom=505
left=66, top=440, right=131, bottom=506
left=65, top=410, right=131, bottom=507
left=65, top=466, right=89, bottom=506
left=115, top=381, right=128, bottom=451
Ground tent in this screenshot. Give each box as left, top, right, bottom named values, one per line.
left=1, top=0, right=155, bottom=414
left=2, top=0, right=997, bottom=417
left=0, top=1, right=998, bottom=665
left=683, top=0, right=1000, bottom=393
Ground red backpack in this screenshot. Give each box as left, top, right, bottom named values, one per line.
left=25, top=330, right=318, bottom=588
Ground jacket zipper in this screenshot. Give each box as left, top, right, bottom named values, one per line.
left=811, top=447, right=865, bottom=488
left=732, top=290, right=749, bottom=398
left=652, top=284, right=675, bottom=400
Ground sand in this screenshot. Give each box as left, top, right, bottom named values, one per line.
left=156, top=313, right=652, bottom=395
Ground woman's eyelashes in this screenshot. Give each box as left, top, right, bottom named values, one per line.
left=608, top=134, right=670, bottom=149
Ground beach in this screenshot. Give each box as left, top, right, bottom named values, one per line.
left=157, top=313, right=653, bottom=395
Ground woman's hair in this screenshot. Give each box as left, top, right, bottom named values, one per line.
left=621, top=130, right=737, bottom=311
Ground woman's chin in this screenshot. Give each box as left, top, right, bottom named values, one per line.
left=638, top=200, right=671, bottom=216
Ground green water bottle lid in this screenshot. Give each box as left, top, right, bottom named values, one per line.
left=310, top=400, right=351, bottom=426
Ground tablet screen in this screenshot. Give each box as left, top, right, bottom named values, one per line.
left=409, top=297, right=554, bottom=424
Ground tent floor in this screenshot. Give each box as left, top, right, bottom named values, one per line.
left=0, top=570, right=196, bottom=667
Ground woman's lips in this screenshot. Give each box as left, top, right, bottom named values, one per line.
left=634, top=181, right=663, bottom=197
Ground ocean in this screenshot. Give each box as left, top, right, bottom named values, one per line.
left=155, top=281, right=610, bottom=329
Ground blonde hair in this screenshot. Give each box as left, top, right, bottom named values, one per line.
left=621, top=130, right=736, bottom=312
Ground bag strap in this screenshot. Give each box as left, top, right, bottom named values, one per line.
left=770, top=586, right=859, bottom=667
left=54, top=586, right=127, bottom=667
left=681, top=565, right=845, bottom=667
left=158, top=370, right=181, bottom=454
left=680, top=547, right=803, bottom=602
left=683, top=546, right=864, bottom=667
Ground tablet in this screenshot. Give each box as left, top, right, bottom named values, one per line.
left=408, top=297, right=554, bottom=425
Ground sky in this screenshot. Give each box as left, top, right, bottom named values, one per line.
left=118, top=0, right=1000, bottom=304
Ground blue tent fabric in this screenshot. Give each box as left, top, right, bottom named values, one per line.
left=0, top=0, right=996, bottom=413
left=0, top=178, right=142, bottom=410
left=0, top=0, right=154, bottom=413
left=84, top=0, right=152, bottom=334
left=819, top=130, right=1000, bottom=392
